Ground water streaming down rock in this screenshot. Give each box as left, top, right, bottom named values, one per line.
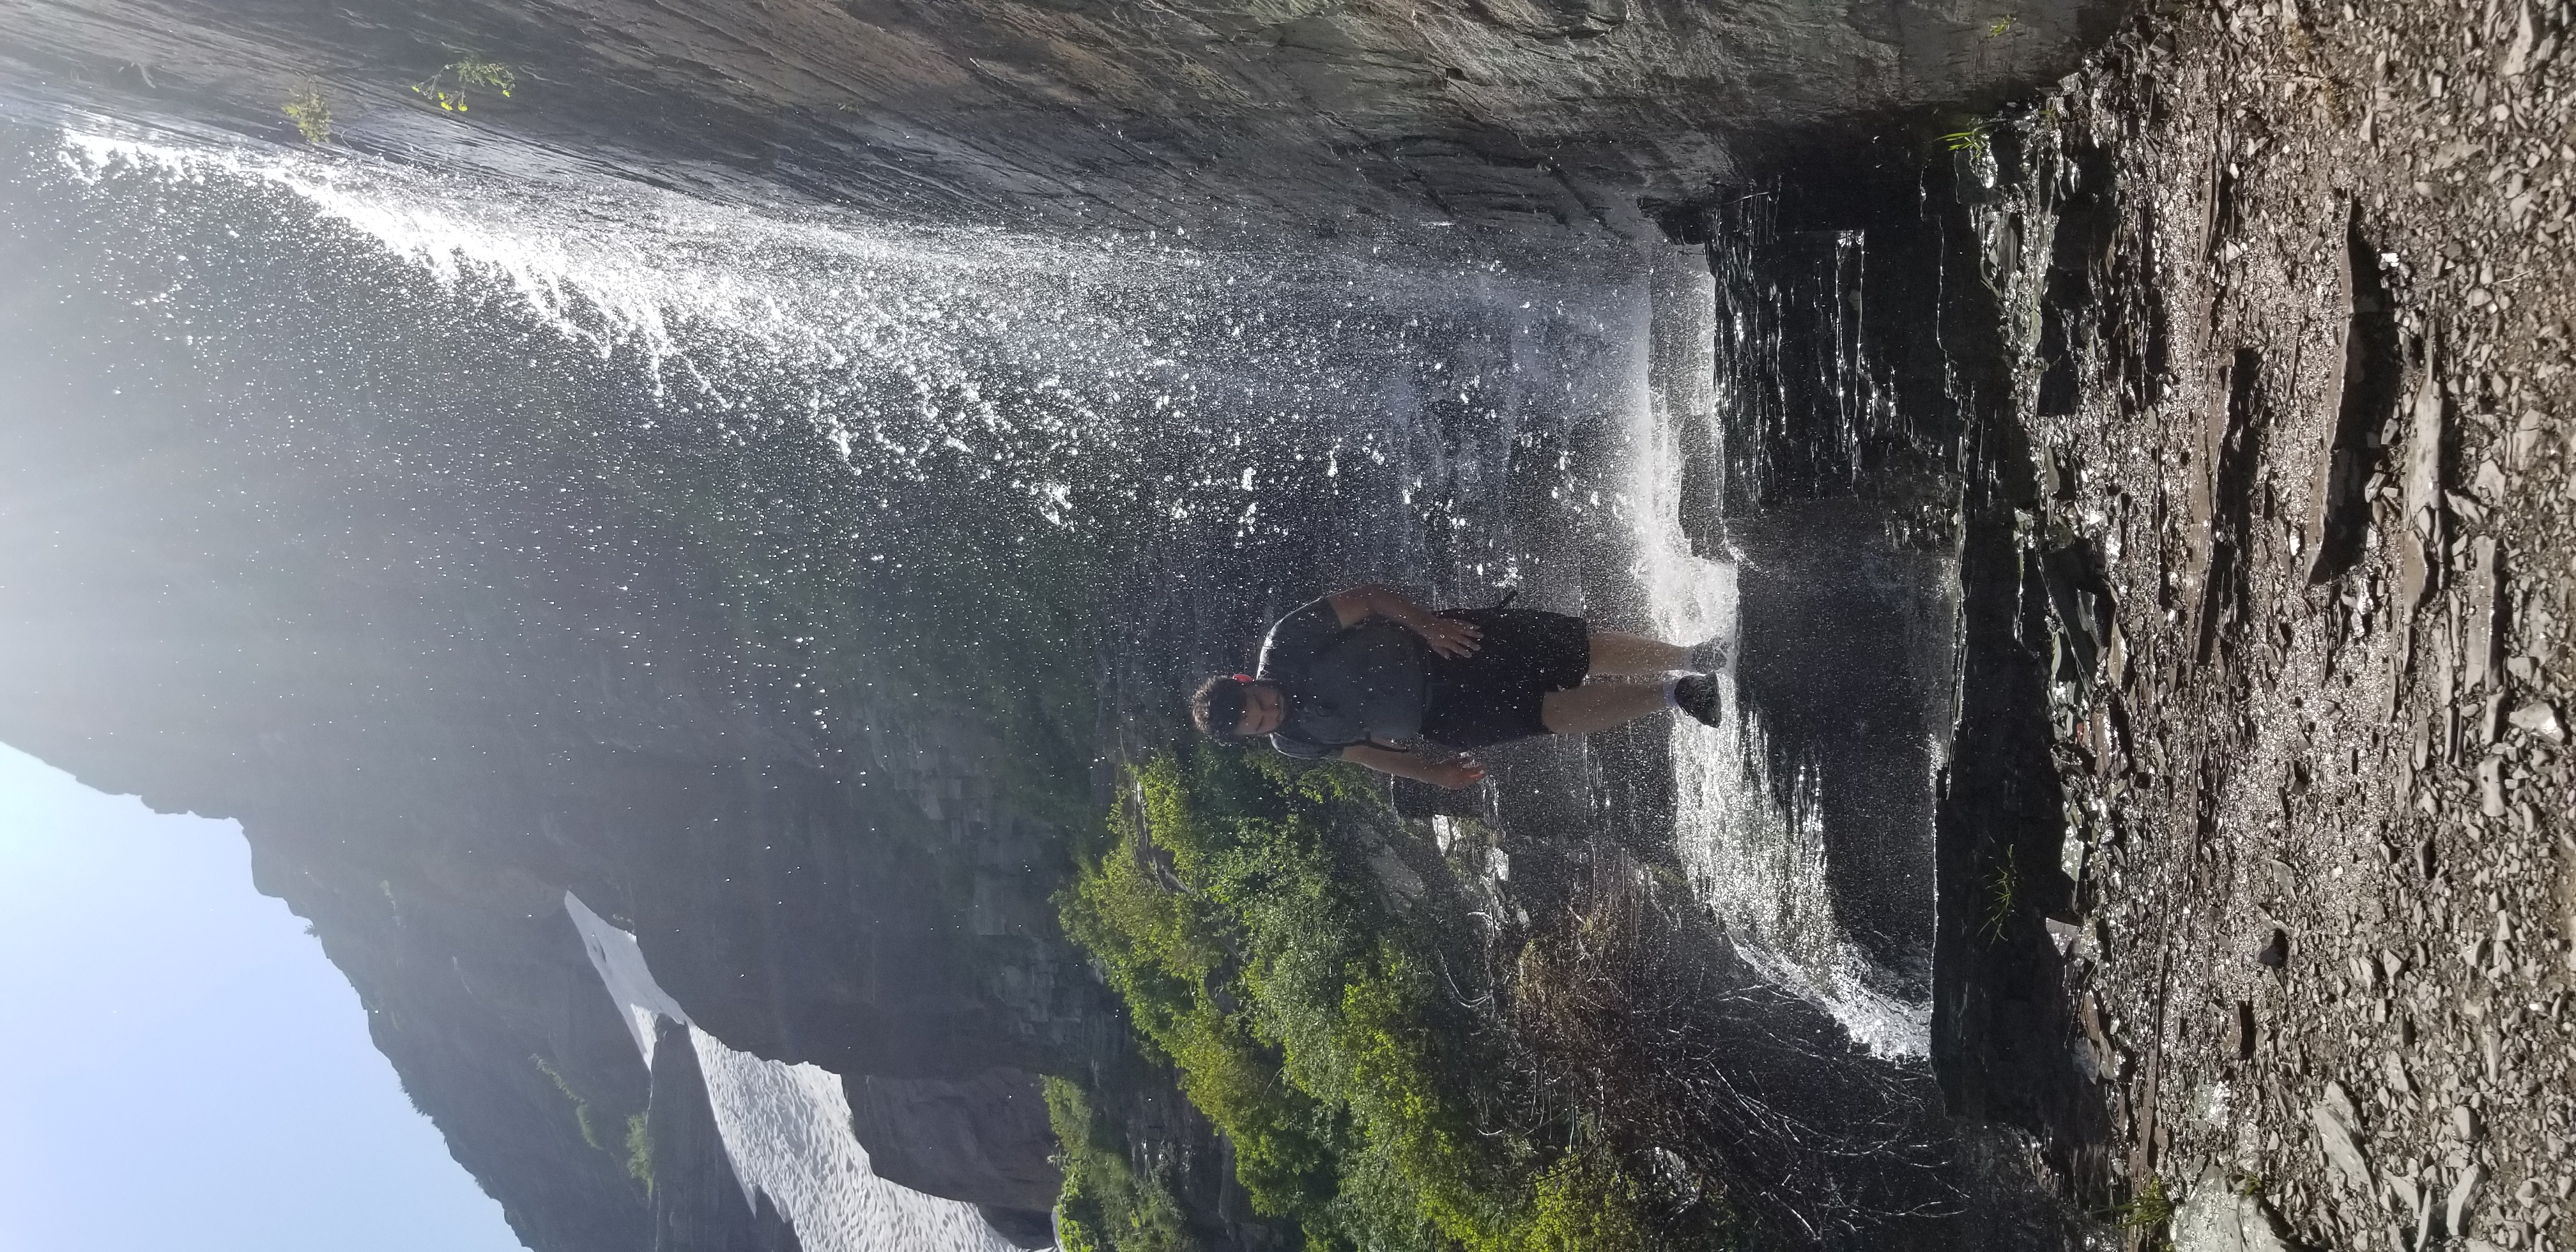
left=567, top=894, right=1017, bottom=1252
left=1607, top=189, right=1966, bottom=1057
left=1580, top=240, right=1933, bottom=1057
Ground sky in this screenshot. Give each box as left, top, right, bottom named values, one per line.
left=0, top=742, right=528, bottom=1252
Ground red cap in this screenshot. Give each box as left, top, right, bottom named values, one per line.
left=1232, top=673, right=1252, bottom=683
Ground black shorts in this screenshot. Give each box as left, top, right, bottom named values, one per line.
left=1417, top=609, right=1592, bottom=749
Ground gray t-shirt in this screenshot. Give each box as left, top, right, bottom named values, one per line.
left=1255, top=597, right=1429, bottom=760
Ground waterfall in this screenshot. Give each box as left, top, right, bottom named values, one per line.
left=22, top=111, right=1949, bottom=1215
left=1628, top=244, right=1937, bottom=1060
left=54, top=114, right=1946, bottom=1050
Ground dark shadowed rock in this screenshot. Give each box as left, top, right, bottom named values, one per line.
left=2257, top=929, right=2289, bottom=967
left=975, top=1205, right=1056, bottom=1250
left=2303, top=201, right=2404, bottom=585
left=843, top=1069, right=1061, bottom=1213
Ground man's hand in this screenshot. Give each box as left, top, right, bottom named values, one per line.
left=1415, top=615, right=1482, bottom=659
left=1425, top=756, right=1487, bottom=789
left=1326, top=583, right=1482, bottom=657
left=1340, top=744, right=1487, bottom=790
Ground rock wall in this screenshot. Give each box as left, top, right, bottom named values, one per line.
left=0, top=0, right=2108, bottom=238
left=844, top=1070, right=1061, bottom=1214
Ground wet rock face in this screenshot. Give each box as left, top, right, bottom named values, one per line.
left=0, top=0, right=2103, bottom=236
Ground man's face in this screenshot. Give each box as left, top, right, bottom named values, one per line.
left=1237, top=682, right=1284, bottom=737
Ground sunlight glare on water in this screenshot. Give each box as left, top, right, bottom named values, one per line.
left=50, top=121, right=1596, bottom=552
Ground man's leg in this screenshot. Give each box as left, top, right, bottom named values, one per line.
left=1587, top=630, right=1687, bottom=676
left=1540, top=681, right=1671, bottom=735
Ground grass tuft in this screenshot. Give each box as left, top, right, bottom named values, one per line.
left=2110, top=1175, right=2174, bottom=1230
left=1979, top=844, right=2019, bottom=942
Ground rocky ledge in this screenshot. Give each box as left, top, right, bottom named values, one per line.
left=0, top=0, right=2107, bottom=239
left=1967, top=1, right=2576, bottom=1248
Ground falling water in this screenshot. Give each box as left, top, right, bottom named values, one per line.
left=1623, top=246, right=1937, bottom=1058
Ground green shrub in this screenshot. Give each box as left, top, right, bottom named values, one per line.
left=1515, top=1149, right=1655, bottom=1252
left=1057, top=760, right=1339, bottom=1219
left=1062, top=745, right=1672, bottom=1251
left=1043, top=1076, right=1192, bottom=1252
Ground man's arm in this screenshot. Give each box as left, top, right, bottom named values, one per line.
left=1338, top=744, right=1487, bottom=790
left=1322, top=583, right=1482, bottom=657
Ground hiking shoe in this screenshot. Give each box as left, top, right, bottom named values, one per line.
left=1674, top=674, right=1724, bottom=729
left=1685, top=636, right=1733, bottom=673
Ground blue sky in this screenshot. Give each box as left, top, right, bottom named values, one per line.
left=0, top=742, right=527, bottom=1252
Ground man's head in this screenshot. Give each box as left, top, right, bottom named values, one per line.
left=1190, top=675, right=1284, bottom=738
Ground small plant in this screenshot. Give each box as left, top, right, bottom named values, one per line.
left=1988, top=14, right=2019, bottom=36
left=1940, top=123, right=1993, bottom=155
left=413, top=56, right=516, bottom=112
left=1979, top=845, right=2019, bottom=941
left=2110, top=1175, right=2175, bottom=1230
left=282, top=85, right=331, bottom=143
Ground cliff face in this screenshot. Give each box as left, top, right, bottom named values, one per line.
left=0, top=0, right=2105, bottom=237
left=0, top=326, right=1092, bottom=1242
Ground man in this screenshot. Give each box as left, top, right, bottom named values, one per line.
left=1190, top=583, right=1726, bottom=788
